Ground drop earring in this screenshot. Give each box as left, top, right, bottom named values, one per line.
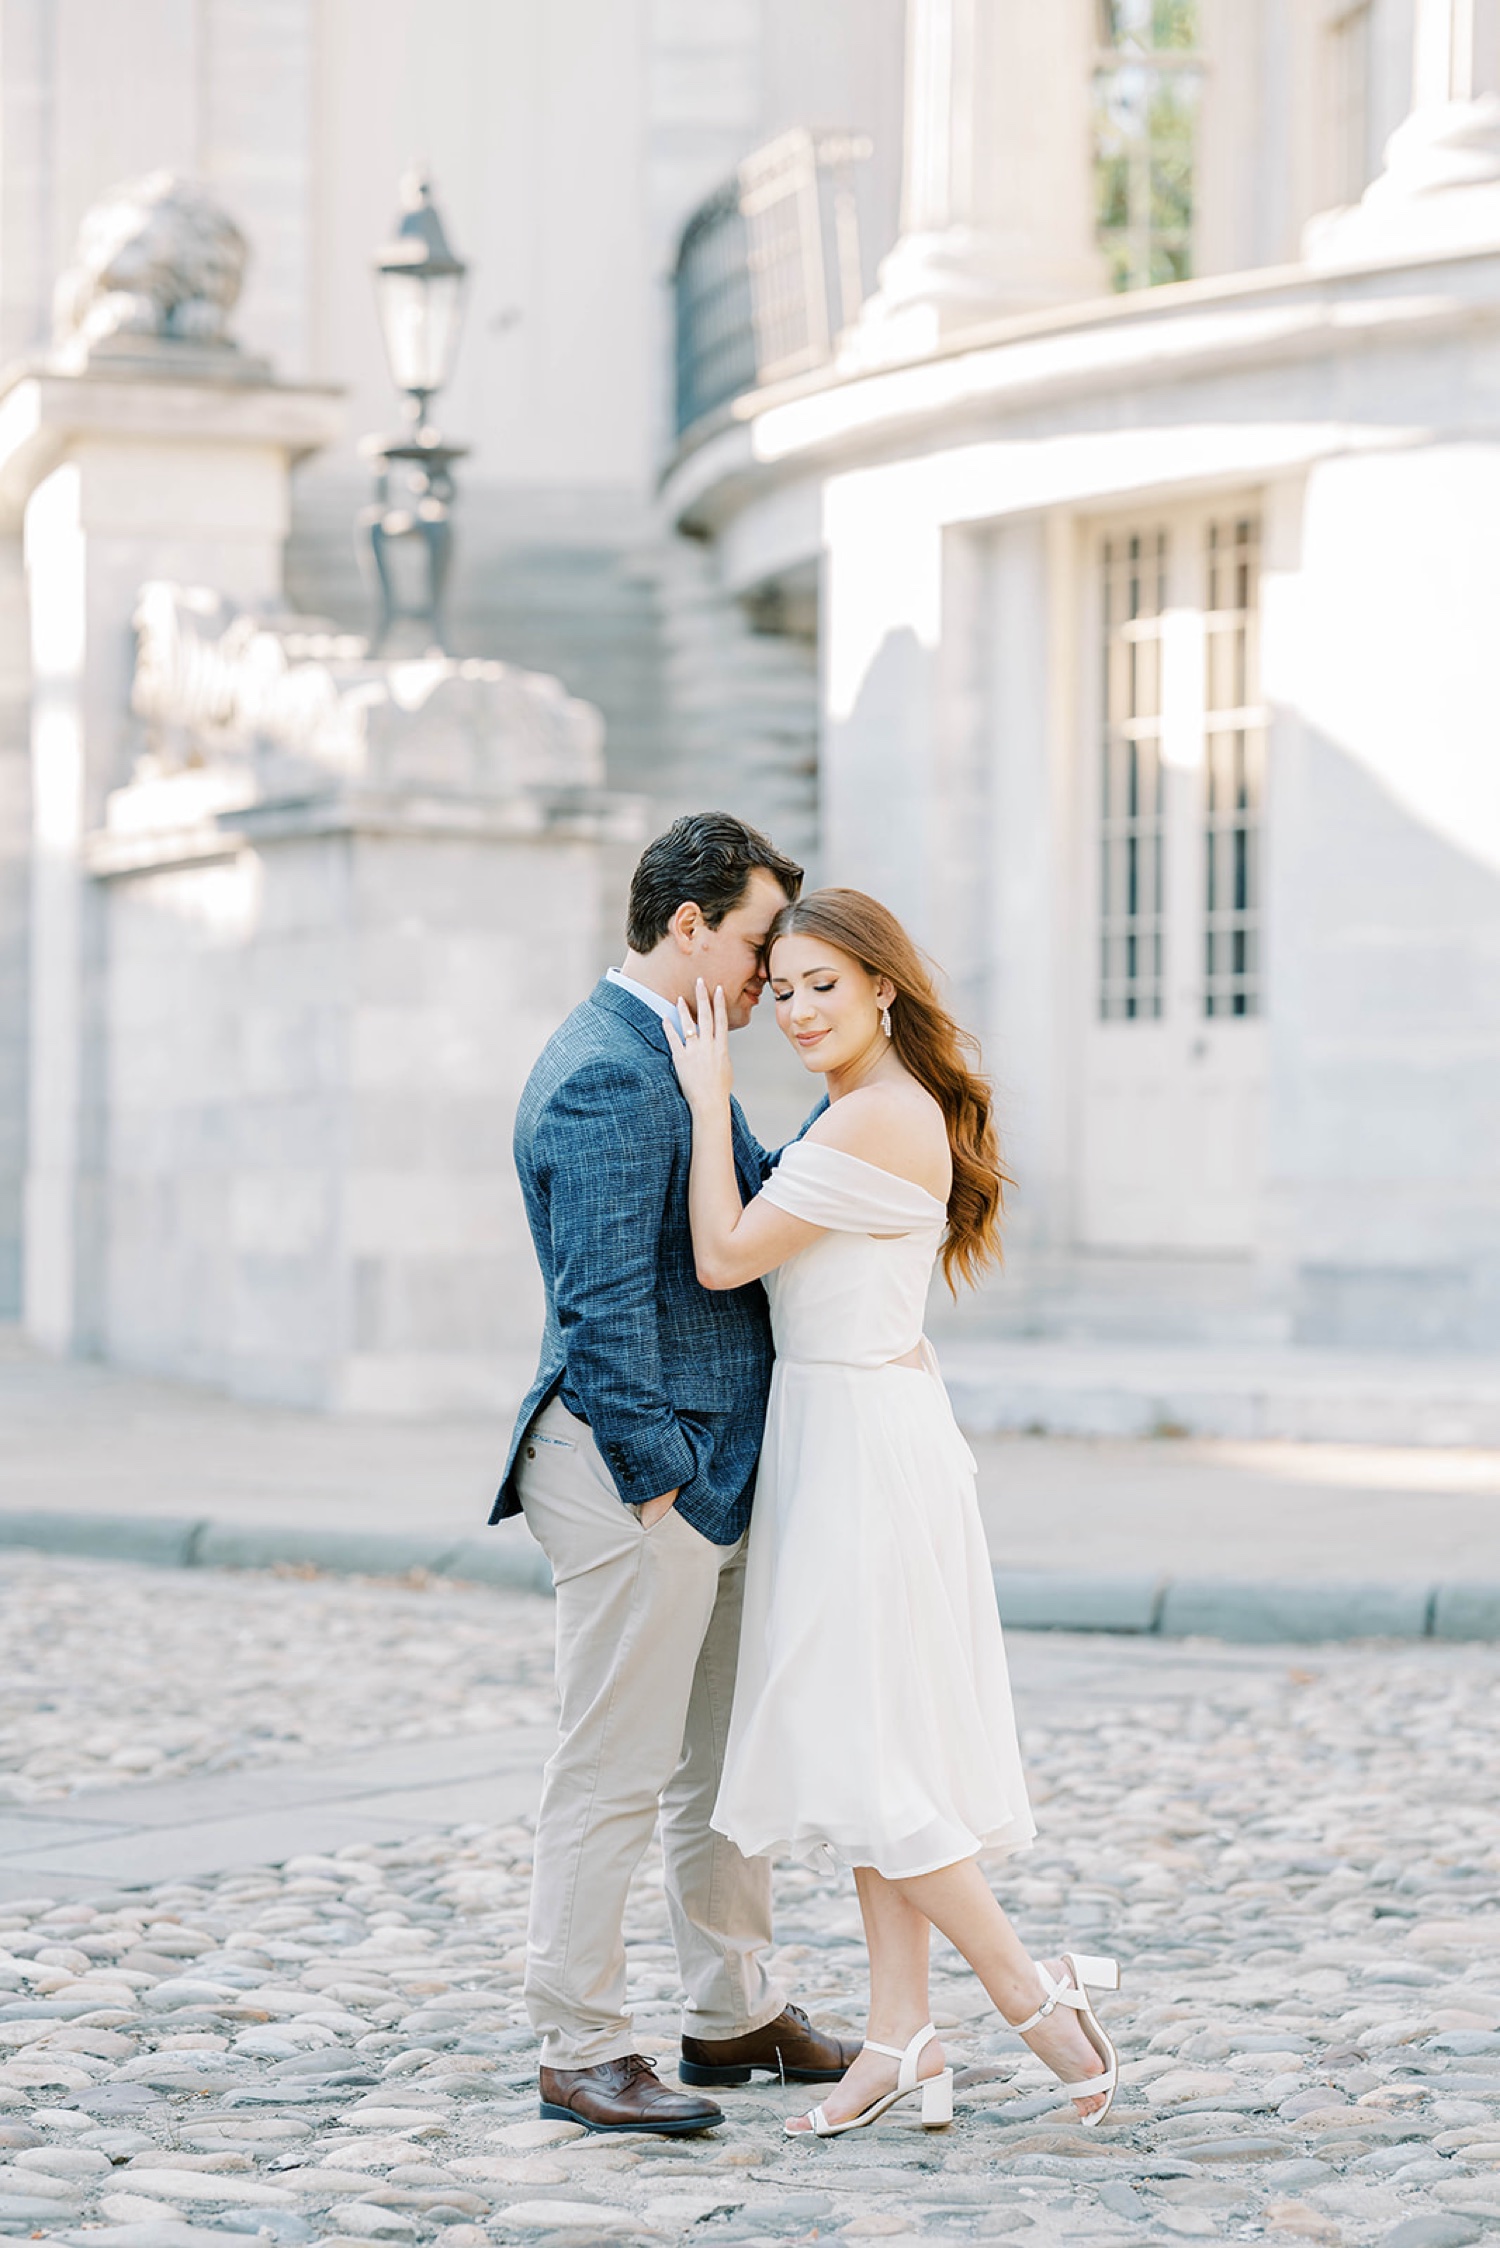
left=880, top=1004, right=892, bottom=1039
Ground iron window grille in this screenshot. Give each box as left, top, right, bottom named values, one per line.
left=672, top=127, right=869, bottom=438
left=1203, top=516, right=1264, bottom=1019
left=1099, top=529, right=1169, bottom=1021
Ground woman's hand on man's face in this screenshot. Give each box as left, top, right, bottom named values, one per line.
left=664, top=978, right=733, bottom=1108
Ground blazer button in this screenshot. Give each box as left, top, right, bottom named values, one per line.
left=525, top=1445, right=536, bottom=1460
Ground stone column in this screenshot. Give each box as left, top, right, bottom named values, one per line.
left=0, top=367, right=342, bottom=1353
left=1413, top=0, right=1480, bottom=105
left=1306, top=0, right=1500, bottom=261
left=850, top=0, right=1105, bottom=364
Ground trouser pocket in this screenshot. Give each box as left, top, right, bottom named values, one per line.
left=518, top=1404, right=641, bottom=1581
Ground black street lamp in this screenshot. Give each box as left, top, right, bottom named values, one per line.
left=359, top=169, right=470, bottom=653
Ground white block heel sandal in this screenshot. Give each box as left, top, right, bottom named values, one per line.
left=1011, top=1951, right=1121, bottom=2127
left=786, top=2023, right=954, bottom=2138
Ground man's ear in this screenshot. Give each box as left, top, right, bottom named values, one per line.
left=669, top=900, right=702, bottom=952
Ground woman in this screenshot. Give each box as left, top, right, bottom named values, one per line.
left=665, top=889, right=1120, bottom=2139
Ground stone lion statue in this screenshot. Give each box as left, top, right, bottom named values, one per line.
left=52, top=171, right=248, bottom=364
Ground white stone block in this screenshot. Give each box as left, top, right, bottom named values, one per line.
left=94, top=756, right=619, bottom=1403
left=343, top=1175, right=515, bottom=1258
left=229, top=1172, right=333, bottom=1257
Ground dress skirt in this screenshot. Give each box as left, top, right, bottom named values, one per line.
left=712, top=1347, right=1036, bottom=1881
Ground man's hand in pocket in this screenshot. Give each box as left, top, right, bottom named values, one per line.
left=638, top=1488, right=679, bottom=1529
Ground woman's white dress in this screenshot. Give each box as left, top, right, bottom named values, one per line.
left=713, top=1140, right=1036, bottom=1880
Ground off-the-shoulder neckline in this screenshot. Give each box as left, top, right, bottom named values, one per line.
left=787, top=1137, right=948, bottom=1210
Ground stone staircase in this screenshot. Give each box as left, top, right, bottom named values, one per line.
left=930, top=1244, right=1294, bottom=1350
left=642, top=535, right=820, bottom=871
left=284, top=476, right=671, bottom=796
left=283, top=476, right=820, bottom=868
left=639, top=535, right=822, bottom=1145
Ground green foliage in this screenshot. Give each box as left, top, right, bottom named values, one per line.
left=1099, top=0, right=1199, bottom=51
left=1093, top=13, right=1201, bottom=293
left=1152, top=0, right=1198, bottom=52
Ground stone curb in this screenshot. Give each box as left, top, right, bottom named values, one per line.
left=0, top=1510, right=1494, bottom=1640
left=995, top=1574, right=1500, bottom=1643
left=993, top=1570, right=1167, bottom=1633
left=1156, top=1576, right=1433, bottom=1642
left=0, top=1510, right=553, bottom=1598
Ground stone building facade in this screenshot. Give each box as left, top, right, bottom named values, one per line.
left=0, top=0, right=907, bottom=1390
left=0, top=0, right=1497, bottom=1396
left=668, top=0, right=1500, bottom=1356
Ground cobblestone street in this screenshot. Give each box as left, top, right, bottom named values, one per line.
left=0, top=1558, right=1492, bottom=2247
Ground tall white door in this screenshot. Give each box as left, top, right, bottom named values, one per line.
left=1078, top=506, right=1267, bottom=1251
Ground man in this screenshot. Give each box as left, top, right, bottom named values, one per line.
left=493, top=811, right=856, bottom=2135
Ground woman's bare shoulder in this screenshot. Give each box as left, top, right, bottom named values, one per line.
left=806, top=1079, right=950, bottom=1196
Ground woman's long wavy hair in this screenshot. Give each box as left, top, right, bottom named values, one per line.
left=766, top=888, right=1008, bottom=1291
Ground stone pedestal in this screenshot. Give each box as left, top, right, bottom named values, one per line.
left=88, top=591, right=641, bottom=1412
left=849, top=0, right=1104, bottom=364
left=0, top=367, right=342, bottom=1356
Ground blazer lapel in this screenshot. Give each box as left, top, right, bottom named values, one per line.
left=590, top=975, right=673, bottom=1059
left=591, top=980, right=760, bottom=1206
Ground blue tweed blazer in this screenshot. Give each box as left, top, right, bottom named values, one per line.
left=492, top=976, right=799, bottom=1546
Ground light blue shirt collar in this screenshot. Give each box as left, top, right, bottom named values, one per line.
left=606, top=964, right=681, bottom=1031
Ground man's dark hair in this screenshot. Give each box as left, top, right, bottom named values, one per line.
left=626, top=812, right=803, bottom=952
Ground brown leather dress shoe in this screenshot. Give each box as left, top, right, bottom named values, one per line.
left=539, top=2053, right=724, bottom=2135
left=679, top=2003, right=863, bottom=2086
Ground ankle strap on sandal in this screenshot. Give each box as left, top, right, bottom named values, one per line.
left=1011, top=1967, right=1088, bottom=2036
left=861, top=2023, right=938, bottom=2094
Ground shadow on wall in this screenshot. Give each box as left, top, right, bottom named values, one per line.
left=821, top=615, right=990, bottom=1035
left=822, top=622, right=934, bottom=934
left=817, top=634, right=1500, bottom=1355
left=1271, top=721, right=1500, bottom=1353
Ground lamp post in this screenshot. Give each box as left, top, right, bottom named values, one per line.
left=359, top=169, right=469, bottom=653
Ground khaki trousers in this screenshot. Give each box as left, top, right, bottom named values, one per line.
left=516, top=1396, right=785, bottom=2067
